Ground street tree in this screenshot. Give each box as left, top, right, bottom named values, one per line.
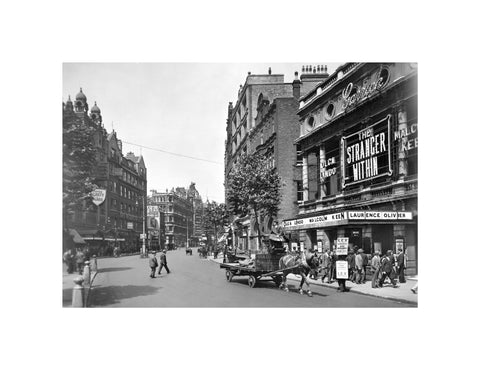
left=63, top=114, right=98, bottom=245
left=204, top=201, right=228, bottom=251
left=226, top=152, right=282, bottom=248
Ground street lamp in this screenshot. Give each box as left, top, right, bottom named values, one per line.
left=136, top=195, right=146, bottom=258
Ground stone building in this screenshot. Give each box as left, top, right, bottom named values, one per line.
left=63, top=88, right=148, bottom=255
left=283, top=63, right=418, bottom=274
left=149, top=187, right=194, bottom=249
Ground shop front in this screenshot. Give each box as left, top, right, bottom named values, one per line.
left=282, top=208, right=417, bottom=274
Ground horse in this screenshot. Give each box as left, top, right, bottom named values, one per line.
left=278, top=253, right=319, bottom=297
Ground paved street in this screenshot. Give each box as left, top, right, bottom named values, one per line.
left=86, top=248, right=415, bottom=307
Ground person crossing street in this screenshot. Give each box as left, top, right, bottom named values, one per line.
left=158, top=249, right=170, bottom=274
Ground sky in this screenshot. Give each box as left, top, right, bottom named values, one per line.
left=63, top=62, right=341, bottom=203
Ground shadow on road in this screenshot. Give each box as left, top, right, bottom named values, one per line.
left=97, top=267, right=132, bottom=273
left=90, top=285, right=161, bottom=306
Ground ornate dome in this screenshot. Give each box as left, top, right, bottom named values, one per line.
left=75, top=88, right=87, bottom=102
left=91, top=101, right=101, bottom=113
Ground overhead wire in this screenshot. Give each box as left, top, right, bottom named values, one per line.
left=121, top=140, right=223, bottom=165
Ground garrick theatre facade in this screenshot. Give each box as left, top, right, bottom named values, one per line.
left=283, top=63, right=418, bottom=274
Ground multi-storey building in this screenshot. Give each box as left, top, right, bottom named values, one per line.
left=149, top=187, right=194, bottom=249
left=224, top=66, right=329, bottom=252
left=147, top=205, right=166, bottom=250
left=63, top=88, right=147, bottom=255
left=187, top=182, right=204, bottom=247
left=283, top=63, right=418, bottom=274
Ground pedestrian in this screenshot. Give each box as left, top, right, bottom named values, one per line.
left=396, top=248, right=406, bottom=283
left=63, top=249, right=74, bottom=274
left=330, top=250, right=337, bottom=283
left=378, top=250, right=397, bottom=288
left=158, top=249, right=170, bottom=274
left=320, top=250, right=332, bottom=283
left=361, top=249, right=368, bottom=283
left=149, top=251, right=159, bottom=278
left=75, top=248, right=85, bottom=274
left=411, top=281, right=418, bottom=294
left=355, top=249, right=364, bottom=284
left=336, top=253, right=348, bottom=292
left=347, top=249, right=355, bottom=281
left=370, top=251, right=381, bottom=288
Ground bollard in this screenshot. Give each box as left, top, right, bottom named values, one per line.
left=90, top=255, right=97, bottom=272
left=72, top=276, right=85, bottom=307
left=83, top=261, right=91, bottom=287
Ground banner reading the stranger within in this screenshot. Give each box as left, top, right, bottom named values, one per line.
left=342, top=115, right=392, bottom=188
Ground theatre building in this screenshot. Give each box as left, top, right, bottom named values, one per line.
left=283, top=63, right=418, bottom=274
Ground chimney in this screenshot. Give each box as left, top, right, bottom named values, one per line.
left=292, top=71, right=301, bottom=101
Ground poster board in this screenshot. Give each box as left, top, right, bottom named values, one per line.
left=336, top=237, right=349, bottom=255
left=336, top=261, right=348, bottom=279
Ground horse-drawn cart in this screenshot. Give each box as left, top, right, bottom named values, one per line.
left=220, top=252, right=297, bottom=288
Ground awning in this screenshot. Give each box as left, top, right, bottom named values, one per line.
left=69, top=229, right=86, bottom=244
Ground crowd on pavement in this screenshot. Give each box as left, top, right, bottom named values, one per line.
left=309, top=246, right=417, bottom=293
left=63, top=248, right=89, bottom=274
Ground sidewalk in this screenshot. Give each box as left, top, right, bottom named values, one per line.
left=208, top=256, right=417, bottom=305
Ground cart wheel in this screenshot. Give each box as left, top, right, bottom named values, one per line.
left=226, top=270, right=233, bottom=282
left=248, top=275, right=257, bottom=288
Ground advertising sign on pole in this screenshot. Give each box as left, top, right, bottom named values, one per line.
left=91, top=189, right=106, bottom=206
left=336, top=261, right=348, bottom=279
left=336, top=237, right=349, bottom=255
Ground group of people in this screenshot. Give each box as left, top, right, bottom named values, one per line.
left=300, top=246, right=409, bottom=290
left=63, top=248, right=87, bottom=274
left=148, top=250, right=170, bottom=278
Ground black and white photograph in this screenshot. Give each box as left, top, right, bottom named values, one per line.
left=62, top=62, right=418, bottom=308
left=4, top=1, right=479, bottom=369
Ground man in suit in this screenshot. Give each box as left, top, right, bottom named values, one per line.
left=396, top=248, right=406, bottom=283
left=320, top=250, right=331, bottom=283
left=378, top=250, right=397, bottom=288
left=360, top=249, right=368, bottom=283
left=149, top=251, right=158, bottom=278
left=355, top=249, right=364, bottom=284
left=158, top=250, right=170, bottom=274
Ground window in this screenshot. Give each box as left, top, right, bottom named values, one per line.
left=306, top=116, right=315, bottom=132
left=296, top=145, right=303, bottom=166
left=297, top=181, right=304, bottom=201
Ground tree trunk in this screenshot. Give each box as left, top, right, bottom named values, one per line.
left=253, top=206, right=261, bottom=252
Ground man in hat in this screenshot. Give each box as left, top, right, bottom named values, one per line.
left=355, top=249, right=364, bottom=284
left=396, top=248, right=406, bottom=283
left=379, top=250, right=397, bottom=288
left=158, top=249, right=170, bottom=274
left=360, top=248, right=368, bottom=283
left=149, top=251, right=159, bottom=278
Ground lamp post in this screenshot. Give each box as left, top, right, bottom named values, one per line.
left=136, top=195, right=146, bottom=258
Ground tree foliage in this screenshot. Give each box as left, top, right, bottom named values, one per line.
left=63, top=115, right=98, bottom=217
left=204, top=201, right=228, bottom=248
left=226, top=153, right=282, bottom=247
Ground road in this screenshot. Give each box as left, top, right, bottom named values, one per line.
left=89, top=248, right=415, bottom=307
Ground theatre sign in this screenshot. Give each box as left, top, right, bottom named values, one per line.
left=342, top=115, right=392, bottom=188
left=282, top=210, right=413, bottom=231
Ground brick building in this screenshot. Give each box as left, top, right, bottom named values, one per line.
left=63, top=88, right=148, bottom=255
left=224, top=66, right=329, bottom=252
left=283, top=63, right=418, bottom=274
